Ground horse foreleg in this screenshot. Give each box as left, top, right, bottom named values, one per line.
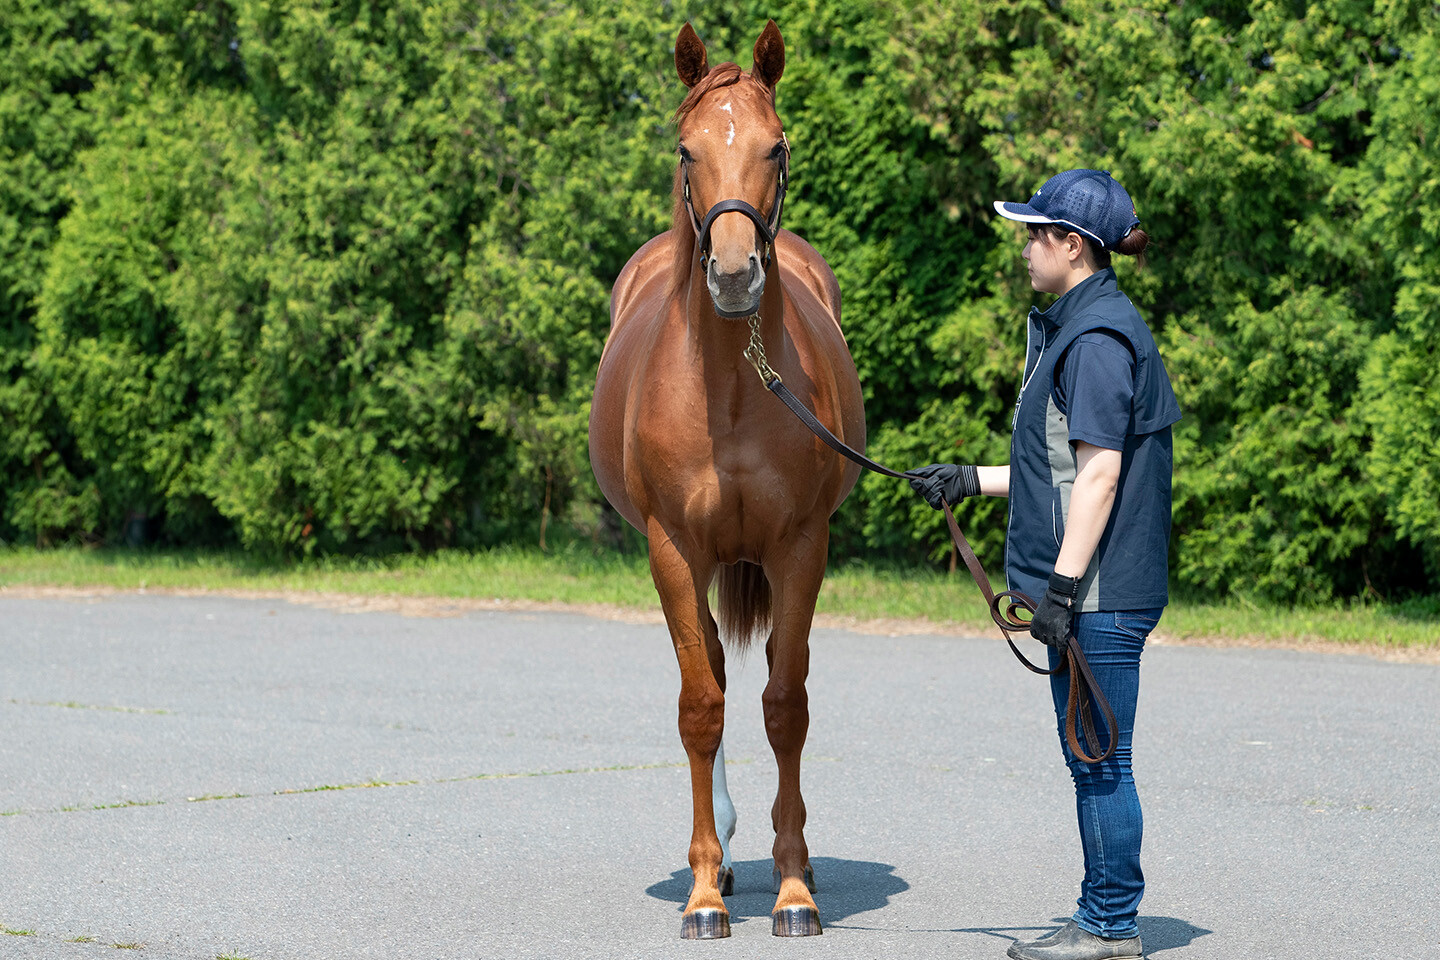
left=763, top=529, right=827, bottom=937
left=648, top=524, right=728, bottom=939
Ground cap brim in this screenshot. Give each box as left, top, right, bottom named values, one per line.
left=993, top=200, right=1055, bottom=223
left=992, top=201, right=1109, bottom=247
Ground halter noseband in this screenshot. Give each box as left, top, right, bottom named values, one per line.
left=681, top=134, right=790, bottom=273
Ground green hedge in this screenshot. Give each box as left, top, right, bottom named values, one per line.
left=2, top=0, right=1437, bottom=602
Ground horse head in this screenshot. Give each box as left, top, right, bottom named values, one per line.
left=673, top=21, right=789, bottom=318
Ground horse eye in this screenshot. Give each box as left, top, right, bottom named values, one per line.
left=770, top=142, right=787, bottom=160
left=678, top=145, right=693, bottom=163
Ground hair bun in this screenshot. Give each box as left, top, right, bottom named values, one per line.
left=1113, top=227, right=1149, bottom=257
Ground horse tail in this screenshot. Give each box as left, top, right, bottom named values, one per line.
left=715, top=561, right=772, bottom=650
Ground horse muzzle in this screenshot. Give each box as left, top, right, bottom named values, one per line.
left=707, top=254, right=765, bottom=317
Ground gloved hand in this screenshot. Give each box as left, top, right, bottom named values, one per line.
left=1030, top=572, right=1081, bottom=648
left=908, top=463, right=980, bottom=510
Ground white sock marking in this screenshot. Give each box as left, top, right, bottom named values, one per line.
left=712, top=740, right=736, bottom=870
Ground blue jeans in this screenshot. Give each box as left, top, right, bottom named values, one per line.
left=1047, top=608, right=1162, bottom=940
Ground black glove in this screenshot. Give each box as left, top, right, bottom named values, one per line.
left=908, top=463, right=980, bottom=510
left=1030, top=572, right=1081, bottom=648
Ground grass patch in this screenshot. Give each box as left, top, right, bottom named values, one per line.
left=0, top=543, right=658, bottom=607
left=818, top=560, right=994, bottom=626
left=2, top=926, right=36, bottom=936
left=1, top=545, right=1435, bottom=651
left=59, top=800, right=164, bottom=813
left=1159, top=591, right=1440, bottom=647
left=817, top=561, right=1440, bottom=648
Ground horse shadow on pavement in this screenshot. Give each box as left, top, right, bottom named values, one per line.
left=645, top=857, right=910, bottom=929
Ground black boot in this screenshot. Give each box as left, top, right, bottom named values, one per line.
left=1006, top=920, right=1142, bottom=960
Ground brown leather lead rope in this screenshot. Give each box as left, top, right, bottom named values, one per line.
left=754, top=362, right=1118, bottom=763
left=939, top=502, right=1116, bottom=764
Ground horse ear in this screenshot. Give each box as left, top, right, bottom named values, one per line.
left=675, top=22, right=709, bottom=88
left=752, top=19, right=785, bottom=90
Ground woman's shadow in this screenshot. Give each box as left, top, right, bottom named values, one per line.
left=955, top=916, right=1212, bottom=955
left=646, top=857, right=909, bottom=928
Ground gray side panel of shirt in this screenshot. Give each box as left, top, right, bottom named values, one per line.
left=1045, top=393, right=1102, bottom=612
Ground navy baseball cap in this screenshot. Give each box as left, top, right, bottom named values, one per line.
left=993, top=169, right=1140, bottom=250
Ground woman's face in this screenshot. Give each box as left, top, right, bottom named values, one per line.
left=1023, top=227, right=1084, bottom=296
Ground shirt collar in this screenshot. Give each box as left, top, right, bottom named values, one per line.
left=1028, top=268, right=1117, bottom=330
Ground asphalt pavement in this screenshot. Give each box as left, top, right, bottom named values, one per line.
left=1, top=592, right=1436, bottom=959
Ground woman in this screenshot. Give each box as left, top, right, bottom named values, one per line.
left=910, top=169, right=1181, bottom=960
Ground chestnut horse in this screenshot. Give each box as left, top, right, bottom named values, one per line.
left=589, top=20, right=865, bottom=940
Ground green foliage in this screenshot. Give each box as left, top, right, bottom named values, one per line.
left=0, top=0, right=1436, bottom=602
left=1356, top=18, right=1440, bottom=583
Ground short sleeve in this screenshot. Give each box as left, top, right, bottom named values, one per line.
left=1052, top=330, right=1136, bottom=451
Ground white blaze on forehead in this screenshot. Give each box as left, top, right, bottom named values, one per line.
left=717, top=102, right=735, bottom=146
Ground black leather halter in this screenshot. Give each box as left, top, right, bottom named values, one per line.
left=681, top=136, right=790, bottom=272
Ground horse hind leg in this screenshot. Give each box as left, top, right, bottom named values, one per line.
left=705, top=610, right=736, bottom=897
left=713, top=740, right=736, bottom=896
left=710, top=561, right=771, bottom=897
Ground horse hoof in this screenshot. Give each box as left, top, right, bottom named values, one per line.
left=772, top=863, right=817, bottom=894
left=681, top=908, right=730, bottom=940
left=718, top=866, right=734, bottom=897
left=771, top=905, right=822, bottom=937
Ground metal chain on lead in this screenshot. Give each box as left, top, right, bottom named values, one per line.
left=743, top=312, right=782, bottom=385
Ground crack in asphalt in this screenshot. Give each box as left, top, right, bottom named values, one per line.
left=7, top=698, right=171, bottom=715
left=0, top=758, right=729, bottom=818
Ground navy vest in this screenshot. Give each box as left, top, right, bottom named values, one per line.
left=1006, top=269, right=1182, bottom=611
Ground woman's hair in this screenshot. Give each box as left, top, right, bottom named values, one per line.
left=1033, top=222, right=1149, bottom=270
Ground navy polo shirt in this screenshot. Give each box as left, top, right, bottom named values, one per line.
left=1053, top=331, right=1135, bottom=451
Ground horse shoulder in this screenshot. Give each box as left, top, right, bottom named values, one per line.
left=595, top=233, right=681, bottom=532
left=776, top=229, right=842, bottom=332
left=611, top=230, right=678, bottom=329
left=779, top=251, right=866, bottom=507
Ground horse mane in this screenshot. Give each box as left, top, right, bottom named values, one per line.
left=668, top=165, right=697, bottom=296
left=668, top=63, right=777, bottom=293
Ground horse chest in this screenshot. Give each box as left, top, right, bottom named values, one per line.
left=632, top=409, right=802, bottom=552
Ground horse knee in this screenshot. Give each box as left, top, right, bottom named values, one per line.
left=679, top=689, right=725, bottom=755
